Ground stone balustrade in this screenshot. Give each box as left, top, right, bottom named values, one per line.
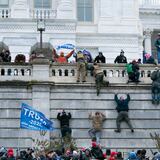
left=139, top=0, right=160, bottom=6
left=0, top=8, right=10, bottom=18
left=50, top=63, right=156, bottom=84
left=0, top=63, right=32, bottom=81
left=0, top=63, right=157, bottom=84
left=30, top=9, right=57, bottom=19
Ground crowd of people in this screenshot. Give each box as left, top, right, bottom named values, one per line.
left=0, top=145, right=159, bottom=160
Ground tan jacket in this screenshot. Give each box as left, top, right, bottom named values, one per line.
left=89, top=113, right=106, bottom=131
left=93, top=65, right=103, bottom=76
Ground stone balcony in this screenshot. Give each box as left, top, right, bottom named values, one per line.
left=0, top=62, right=156, bottom=85
left=0, top=8, right=10, bottom=18
left=30, top=9, right=57, bottom=19
left=139, top=0, right=160, bottom=15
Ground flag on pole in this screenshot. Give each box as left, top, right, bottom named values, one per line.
left=82, top=49, right=93, bottom=63
left=20, top=103, right=54, bottom=131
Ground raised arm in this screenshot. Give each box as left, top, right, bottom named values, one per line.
left=52, top=48, right=59, bottom=59
left=68, top=112, right=72, bottom=119
left=94, top=56, right=98, bottom=63
left=127, top=94, right=130, bottom=101
left=66, top=50, right=74, bottom=59
left=57, top=112, right=61, bottom=120
left=89, top=113, right=92, bottom=119
left=101, top=112, right=106, bottom=121
left=114, top=94, right=118, bottom=102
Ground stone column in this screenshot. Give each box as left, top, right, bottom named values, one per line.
left=11, top=0, right=29, bottom=18
left=144, top=28, right=153, bottom=54
left=31, top=59, right=52, bottom=142
left=57, top=0, right=75, bottom=19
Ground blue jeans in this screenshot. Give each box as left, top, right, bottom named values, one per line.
left=88, top=128, right=102, bottom=144
left=152, top=92, right=160, bottom=102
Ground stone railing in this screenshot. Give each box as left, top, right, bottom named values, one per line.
left=0, top=62, right=157, bottom=84
left=50, top=63, right=156, bottom=84
left=0, top=63, right=32, bottom=81
left=30, top=9, right=57, bottom=19
left=0, top=8, right=10, bottom=18
left=139, top=0, right=160, bottom=6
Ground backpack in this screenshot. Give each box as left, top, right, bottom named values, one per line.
left=126, top=63, right=133, bottom=73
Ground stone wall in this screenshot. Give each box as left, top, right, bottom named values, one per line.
left=0, top=63, right=158, bottom=157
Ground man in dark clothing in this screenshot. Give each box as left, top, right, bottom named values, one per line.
left=155, top=33, right=160, bottom=63
left=114, top=93, right=134, bottom=133
left=114, top=50, right=127, bottom=63
left=91, top=142, right=104, bottom=160
left=151, top=67, right=160, bottom=104
left=94, top=52, right=106, bottom=63
left=57, top=110, right=72, bottom=138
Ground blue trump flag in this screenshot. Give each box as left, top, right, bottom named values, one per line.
left=56, top=43, right=75, bottom=50
left=20, top=103, right=54, bottom=131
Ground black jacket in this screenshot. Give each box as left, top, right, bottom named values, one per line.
left=94, top=55, right=106, bottom=63
left=114, top=55, right=127, bottom=63
left=57, top=112, right=71, bottom=127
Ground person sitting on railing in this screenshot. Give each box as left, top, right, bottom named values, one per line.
left=114, top=50, right=127, bottom=64
left=151, top=67, right=160, bottom=104
left=52, top=48, right=74, bottom=63
left=126, top=60, right=140, bottom=83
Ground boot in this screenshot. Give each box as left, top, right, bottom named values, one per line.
left=114, top=129, right=121, bottom=133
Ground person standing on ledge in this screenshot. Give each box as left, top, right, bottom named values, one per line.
left=114, top=93, right=134, bottom=133
left=75, top=50, right=87, bottom=83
